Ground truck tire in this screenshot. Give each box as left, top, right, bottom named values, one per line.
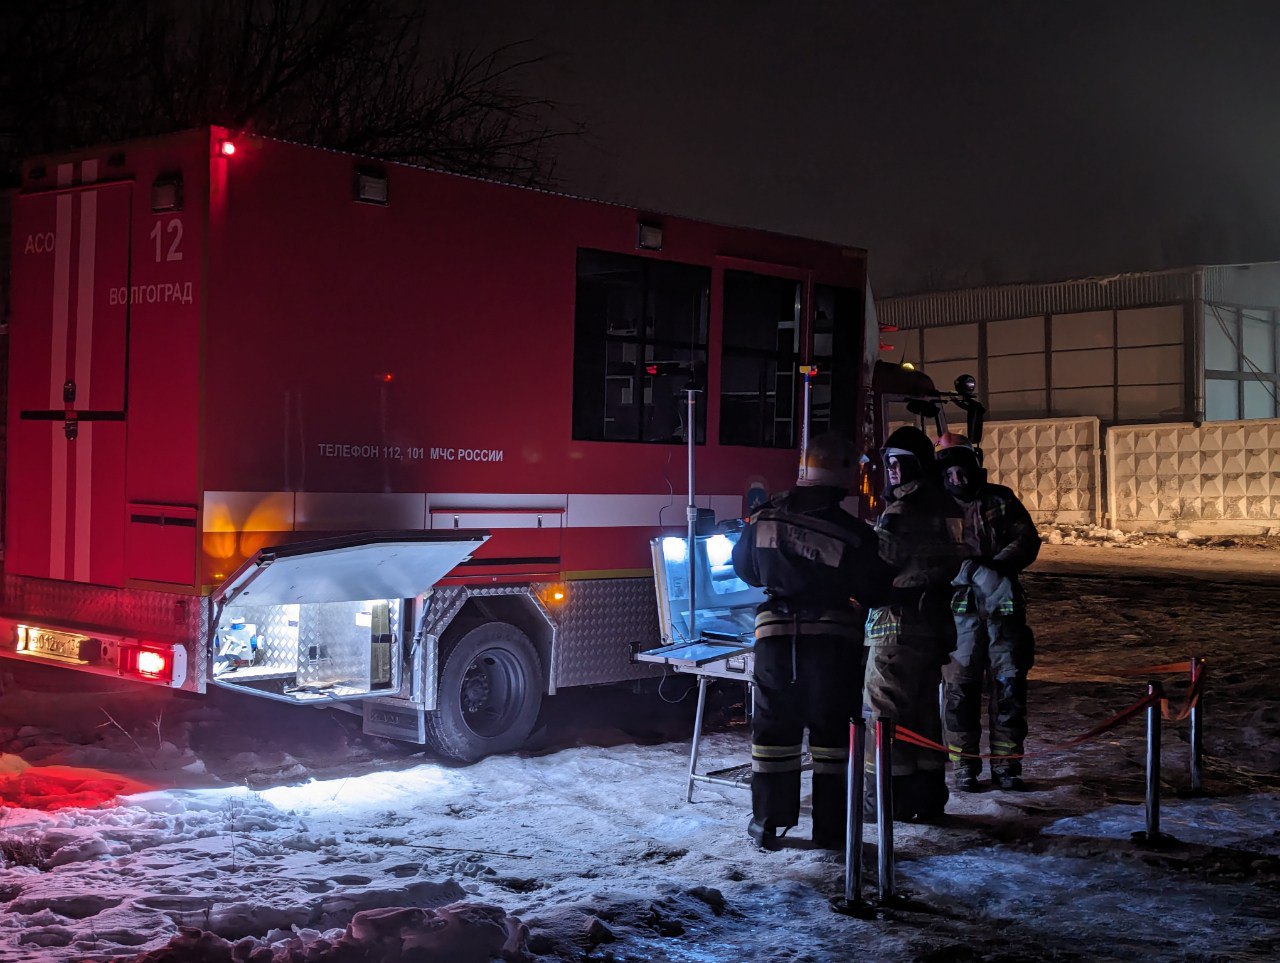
left=424, top=622, right=543, bottom=763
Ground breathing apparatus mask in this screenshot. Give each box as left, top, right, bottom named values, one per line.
left=935, top=432, right=985, bottom=501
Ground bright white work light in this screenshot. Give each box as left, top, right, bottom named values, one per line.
left=706, top=534, right=734, bottom=568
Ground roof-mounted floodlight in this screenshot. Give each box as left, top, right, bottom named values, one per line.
left=637, top=222, right=663, bottom=251
left=151, top=174, right=183, bottom=212
left=355, top=169, right=389, bottom=205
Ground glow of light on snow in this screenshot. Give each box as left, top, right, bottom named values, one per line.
left=257, top=763, right=458, bottom=811
left=2, top=543, right=1277, bottom=962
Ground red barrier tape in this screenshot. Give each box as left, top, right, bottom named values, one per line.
left=896, top=693, right=1157, bottom=761
left=891, top=659, right=1206, bottom=760
left=1165, top=664, right=1205, bottom=723
left=1114, top=660, right=1194, bottom=676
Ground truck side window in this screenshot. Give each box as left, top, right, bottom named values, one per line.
left=572, top=249, right=709, bottom=444
left=720, top=270, right=803, bottom=447
left=811, top=283, right=862, bottom=437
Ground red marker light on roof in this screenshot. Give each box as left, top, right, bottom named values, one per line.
left=382, top=372, right=394, bottom=383
left=219, top=140, right=237, bottom=157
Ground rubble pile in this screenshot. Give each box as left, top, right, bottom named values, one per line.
left=1037, top=524, right=1280, bottom=550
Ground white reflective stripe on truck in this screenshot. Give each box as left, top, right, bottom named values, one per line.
left=48, top=163, right=74, bottom=580
left=73, top=159, right=99, bottom=583
left=202, top=492, right=745, bottom=531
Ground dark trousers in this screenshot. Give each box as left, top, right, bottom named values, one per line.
left=862, top=604, right=951, bottom=820
left=751, top=632, right=861, bottom=837
left=943, top=609, right=1035, bottom=776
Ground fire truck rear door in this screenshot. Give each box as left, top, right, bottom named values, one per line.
left=210, top=532, right=487, bottom=704
left=8, top=179, right=132, bottom=585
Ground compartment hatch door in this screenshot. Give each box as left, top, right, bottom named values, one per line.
left=209, top=532, right=489, bottom=706
left=213, top=532, right=489, bottom=607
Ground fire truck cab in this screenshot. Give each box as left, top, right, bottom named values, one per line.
left=1, top=128, right=960, bottom=761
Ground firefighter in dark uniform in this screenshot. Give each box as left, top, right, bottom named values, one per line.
left=863, top=425, right=965, bottom=823
left=935, top=432, right=1041, bottom=791
left=731, top=433, right=893, bottom=850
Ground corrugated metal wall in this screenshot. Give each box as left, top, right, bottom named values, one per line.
left=1202, top=262, right=1280, bottom=307
left=879, top=269, right=1203, bottom=425
left=882, top=268, right=1280, bottom=534
left=880, top=270, right=1199, bottom=329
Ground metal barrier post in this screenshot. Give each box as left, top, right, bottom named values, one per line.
left=1133, top=682, right=1175, bottom=847
left=875, top=715, right=895, bottom=902
left=848, top=717, right=866, bottom=901
left=831, top=715, right=872, bottom=917
left=1145, top=681, right=1162, bottom=838
left=1189, top=657, right=1204, bottom=793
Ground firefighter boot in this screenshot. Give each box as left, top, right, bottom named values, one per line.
left=952, top=764, right=981, bottom=793
left=812, top=829, right=846, bottom=851
left=810, top=771, right=848, bottom=850
left=993, top=768, right=1024, bottom=788
left=991, top=748, right=1024, bottom=790
left=866, top=774, right=930, bottom=823
left=747, top=817, right=783, bottom=851
left=992, top=761, right=1024, bottom=791
left=943, top=680, right=984, bottom=792
left=991, top=675, right=1028, bottom=790
left=906, top=770, right=949, bottom=822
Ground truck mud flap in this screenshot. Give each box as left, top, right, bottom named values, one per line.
left=361, top=698, right=427, bottom=743
left=209, top=532, right=486, bottom=705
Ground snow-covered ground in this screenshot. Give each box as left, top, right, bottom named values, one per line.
left=1, top=542, right=1278, bottom=962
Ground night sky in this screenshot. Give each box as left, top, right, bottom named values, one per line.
left=433, top=0, right=1280, bottom=293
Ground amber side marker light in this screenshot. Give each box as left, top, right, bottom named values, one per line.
left=539, top=584, right=568, bottom=607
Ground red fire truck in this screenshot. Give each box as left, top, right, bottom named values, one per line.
left=1, top=127, right=964, bottom=761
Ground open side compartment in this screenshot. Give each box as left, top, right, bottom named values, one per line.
left=647, top=530, right=764, bottom=650
left=210, top=531, right=487, bottom=704
left=638, top=529, right=765, bottom=800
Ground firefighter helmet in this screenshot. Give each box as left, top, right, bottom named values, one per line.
left=935, top=431, right=973, bottom=453
left=935, top=430, right=980, bottom=470
left=797, top=432, right=856, bottom=488
left=882, top=426, right=935, bottom=467
left=880, top=425, right=935, bottom=493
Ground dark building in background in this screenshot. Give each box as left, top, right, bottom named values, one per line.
left=879, top=263, right=1280, bottom=427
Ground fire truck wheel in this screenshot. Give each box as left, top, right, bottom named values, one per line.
left=425, top=622, right=543, bottom=763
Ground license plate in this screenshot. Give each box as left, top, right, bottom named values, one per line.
left=26, top=629, right=92, bottom=662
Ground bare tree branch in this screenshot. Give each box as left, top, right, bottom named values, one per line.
left=0, top=0, right=577, bottom=187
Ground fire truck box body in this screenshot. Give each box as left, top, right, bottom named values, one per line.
left=3, top=128, right=875, bottom=758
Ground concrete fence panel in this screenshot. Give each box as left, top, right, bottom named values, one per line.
left=1107, top=419, right=1280, bottom=533
left=981, top=417, right=1101, bottom=525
